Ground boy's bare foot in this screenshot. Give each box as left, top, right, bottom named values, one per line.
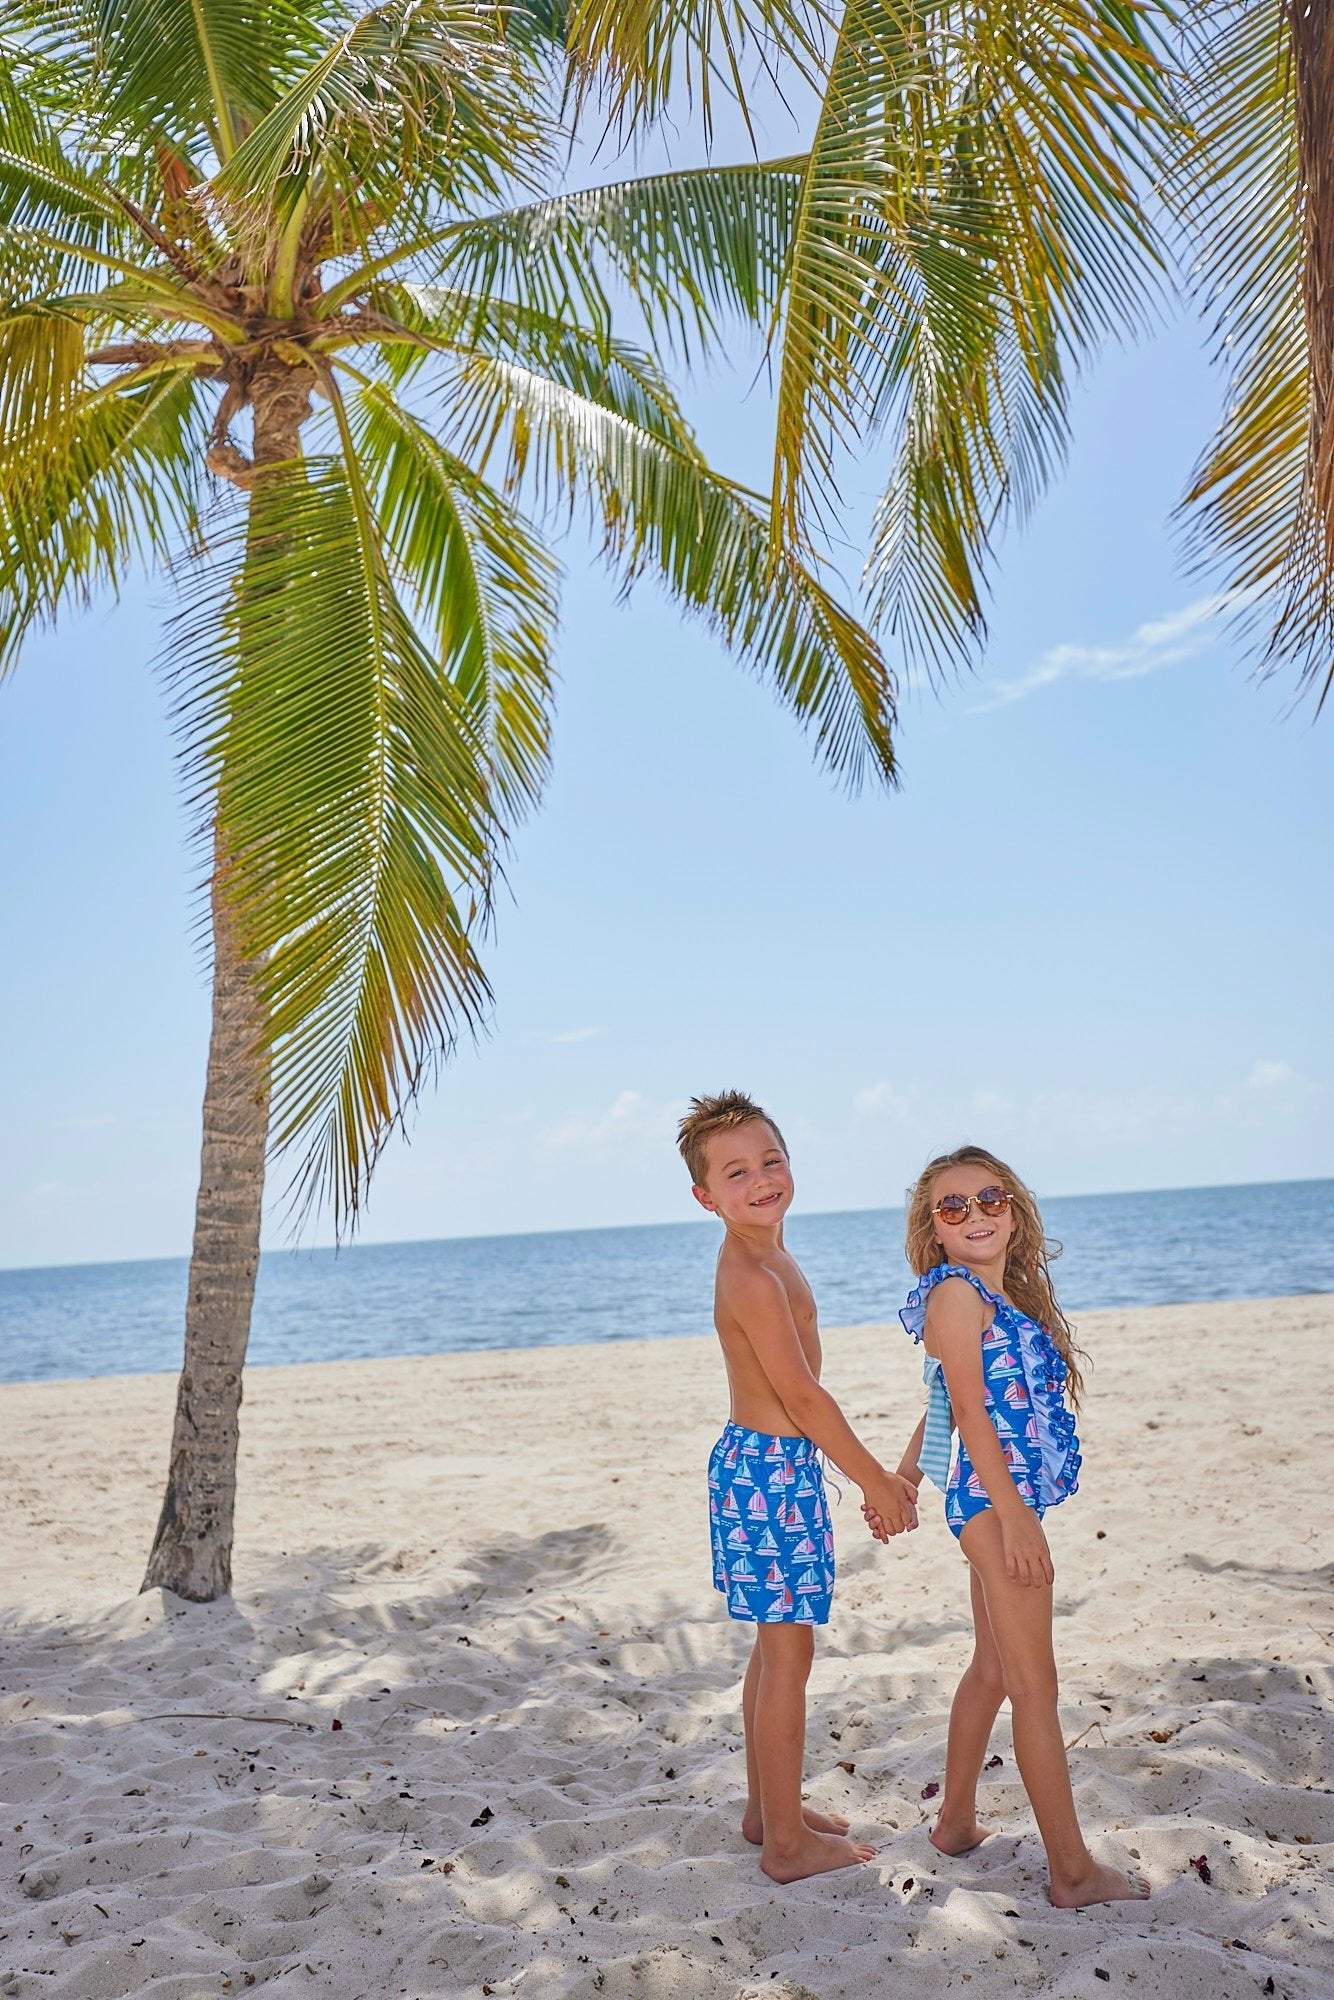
left=742, top=1803, right=851, bottom=1845
left=929, top=1816, right=996, bottom=1856
left=760, top=1829, right=877, bottom=1883
left=1048, top=1861, right=1150, bottom=1909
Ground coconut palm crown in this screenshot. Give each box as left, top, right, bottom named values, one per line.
left=0, top=0, right=896, bottom=1597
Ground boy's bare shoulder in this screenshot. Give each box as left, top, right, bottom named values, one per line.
left=716, top=1239, right=789, bottom=1318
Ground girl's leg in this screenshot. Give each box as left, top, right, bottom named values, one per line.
left=931, top=1561, right=1006, bottom=1855
left=740, top=1631, right=849, bottom=1844
left=960, top=1512, right=1148, bottom=1907
left=750, top=1623, right=875, bottom=1882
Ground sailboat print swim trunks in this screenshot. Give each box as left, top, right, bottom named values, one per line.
left=708, top=1422, right=835, bottom=1624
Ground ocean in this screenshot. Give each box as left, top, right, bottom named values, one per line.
left=3, top=1177, right=1331, bottom=1388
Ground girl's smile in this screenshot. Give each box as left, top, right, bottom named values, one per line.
left=930, top=1170, right=1015, bottom=1279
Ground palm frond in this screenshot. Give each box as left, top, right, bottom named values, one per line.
left=349, top=379, right=560, bottom=820
left=442, top=344, right=896, bottom=787
left=169, top=441, right=508, bottom=1231
left=0, top=33, right=124, bottom=292
left=561, top=0, right=831, bottom=138
left=770, top=0, right=1172, bottom=676
left=428, top=158, right=805, bottom=360
left=0, top=369, right=208, bottom=668
left=211, top=0, right=550, bottom=252
left=1175, top=0, right=1334, bottom=701
left=86, top=0, right=330, bottom=159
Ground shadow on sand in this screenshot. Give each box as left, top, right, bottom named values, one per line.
left=2, top=1527, right=1331, bottom=1999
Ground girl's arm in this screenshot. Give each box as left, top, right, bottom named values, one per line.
left=862, top=1412, right=929, bottom=1539
left=896, top=1411, right=927, bottom=1485
left=928, top=1280, right=1054, bottom=1587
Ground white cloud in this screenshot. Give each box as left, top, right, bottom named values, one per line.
left=526, top=1026, right=606, bottom=1046
left=543, top=1089, right=674, bottom=1151
left=855, top=1081, right=912, bottom=1119
left=1243, top=1059, right=1299, bottom=1092
left=970, top=593, right=1251, bottom=713
left=971, top=1088, right=1016, bottom=1117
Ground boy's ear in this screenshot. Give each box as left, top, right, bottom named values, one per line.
left=691, top=1182, right=718, bottom=1216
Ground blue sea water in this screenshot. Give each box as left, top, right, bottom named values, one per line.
left=2, top=1177, right=1331, bottom=1387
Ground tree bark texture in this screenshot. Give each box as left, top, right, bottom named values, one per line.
left=141, top=853, right=270, bottom=1600
left=142, top=359, right=313, bottom=1601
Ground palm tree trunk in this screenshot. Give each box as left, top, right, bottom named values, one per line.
left=141, top=850, right=269, bottom=1599
left=142, top=358, right=313, bottom=1601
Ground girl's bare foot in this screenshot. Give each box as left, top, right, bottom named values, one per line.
left=1048, top=1861, right=1150, bottom=1909
left=930, top=1816, right=996, bottom=1856
left=742, top=1803, right=851, bottom=1845
left=760, top=1829, right=877, bottom=1883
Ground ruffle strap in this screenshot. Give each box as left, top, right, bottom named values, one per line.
left=899, top=1261, right=1004, bottom=1344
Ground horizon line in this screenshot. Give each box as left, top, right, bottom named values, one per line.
left=3, top=1169, right=1331, bottom=1280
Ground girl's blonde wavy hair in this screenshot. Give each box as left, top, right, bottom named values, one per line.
left=904, top=1144, right=1086, bottom=1408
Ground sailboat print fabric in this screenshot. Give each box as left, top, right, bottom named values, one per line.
left=708, top=1422, right=835, bottom=1624
left=900, top=1262, right=1081, bottom=1539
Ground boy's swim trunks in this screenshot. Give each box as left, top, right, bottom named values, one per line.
left=708, top=1421, right=834, bottom=1624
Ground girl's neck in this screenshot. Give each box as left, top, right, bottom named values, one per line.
left=944, top=1246, right=1009, bottom=1299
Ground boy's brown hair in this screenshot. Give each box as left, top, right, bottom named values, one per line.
left=677, top=1090, right=788, bottom=1187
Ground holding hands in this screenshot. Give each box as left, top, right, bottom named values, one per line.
left=860, top=1469, right=919, bottom=1542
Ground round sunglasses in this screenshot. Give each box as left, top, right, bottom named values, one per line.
left=932, top=1186, right=1011, bottom=1225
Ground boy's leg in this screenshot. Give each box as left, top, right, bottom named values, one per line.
left=752, top=1624, right=875, bottom=1882
left=741, top=1632, right=850, bottom=1845
left=960, top=1513, right=1148, bottom=1907
left=931, top=1562, right=1006, bottom=1855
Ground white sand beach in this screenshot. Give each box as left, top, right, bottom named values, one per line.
left=2, top=1294, right=1332, bottom=1999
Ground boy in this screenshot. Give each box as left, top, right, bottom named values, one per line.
left=679, top=1089, right=919, bottom=1882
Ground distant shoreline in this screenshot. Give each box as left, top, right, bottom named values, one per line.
left=7, top=1180, right=1333, bottom=1389
left=2, top=1289, right=1330, bottom=1394
left=4, top=1170, right=1333, bottom=1278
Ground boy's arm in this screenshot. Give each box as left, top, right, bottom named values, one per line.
left=929, top=1280, right=1054, bottom=1587
left=732, top=1265, right=918, bottom=1534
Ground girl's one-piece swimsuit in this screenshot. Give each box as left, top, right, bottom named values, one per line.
left=900, top=1262, right=1081, bottom=1537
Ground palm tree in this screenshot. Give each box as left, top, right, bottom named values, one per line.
left=0, top=0, right=897, bottom=1601
left=562, top=1, right=1334, bottom=703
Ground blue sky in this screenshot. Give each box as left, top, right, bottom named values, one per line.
left=2, top=112, right=1331, bottom=1270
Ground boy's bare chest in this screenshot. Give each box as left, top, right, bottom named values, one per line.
left=778, top=1261, right=821, bottom=1368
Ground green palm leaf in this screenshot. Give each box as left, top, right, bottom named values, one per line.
left=350, top=380, right=560, bottom=819
left=3, top=0, right=901, bottom=1250
left=169, top=443, right=504, bottom=1229
left=0, top=369, right=208, bottom=667
left=562, top=0, right=830, bottom=136
left=437, top=335, right=897, bottom=787
left=770, top=0, right=1172, bottom=674
left=1174, top=0, right=1333, bottom=702
left=429, top=158, right=805, bottom=359
left=212, top=0, right=548, bottom=239
left=85, top=0, right=329, bottom=160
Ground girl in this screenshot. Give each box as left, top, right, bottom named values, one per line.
left=873, top=1144, right=1148, bottom=1908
